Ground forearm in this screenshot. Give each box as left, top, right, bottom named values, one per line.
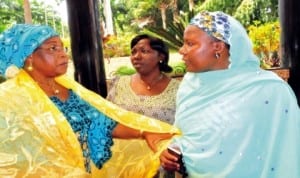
left=112, top=123, right=143, bottom=139
left=113, top=123, right=174, bottom=152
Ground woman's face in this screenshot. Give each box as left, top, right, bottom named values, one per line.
left=30, top=36, right=69, bottom=77
left=179, top=25, right=221, bottom=73
left=130, top=39, right=162, bottom=75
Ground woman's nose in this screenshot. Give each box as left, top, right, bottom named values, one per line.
left=178, top=46, right=185, bottom=55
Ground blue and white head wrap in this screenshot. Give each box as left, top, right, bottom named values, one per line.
left=0, top=24, right=58, bottom=76
left=190, top=11, right=259, bottom=68
left=190, top=11, right=231, bottom=44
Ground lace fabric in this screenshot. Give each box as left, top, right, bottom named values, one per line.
left=107, top=76, right=181, bottom=124
left=50, top=90, right=117, bottom=172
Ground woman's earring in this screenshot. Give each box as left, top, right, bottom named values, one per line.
left=159, top=60, right=163, bottom=63
left=27, top=61, right=33, bottom=71
left=215, top=53, right=220, bottom=59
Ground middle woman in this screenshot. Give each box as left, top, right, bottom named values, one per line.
left=107, top=34, right=181, bottom=125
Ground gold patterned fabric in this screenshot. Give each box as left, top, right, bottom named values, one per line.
left=0, top=70, right=180, bottom=177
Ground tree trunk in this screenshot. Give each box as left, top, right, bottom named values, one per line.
left=188, top=0, right=194, bottom=11
left=66, top=0, right=107, bottom=97
left=23, top=0, right=32, bottom=24
left=160, top=4, right=168, bottom=29
left=102, top=0, right=114, bottom=35
left=172, top=0, right=179, bottom=22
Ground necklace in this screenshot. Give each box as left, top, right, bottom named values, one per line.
left=37, top=80, right=60, bottom=95
left=139, top=74, right=164, bottom=90
left=53, top=87, right=60, bottom=95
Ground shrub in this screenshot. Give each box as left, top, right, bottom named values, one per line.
left=248, top=21, right=280, bottom=68
left=103, top=33, right=134, bottom=58
left=113, top=61, right=186, bottom=77
left=114, top=66, right=136, bottom=76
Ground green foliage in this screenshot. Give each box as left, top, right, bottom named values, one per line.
left=197, top=0, right=242, bottom=14
left=111, top=0, right=158, bottom=34
left=114, top=66, right=136, bottom=76
left=195, top=0, right=278, bottom=28
left=170, top=61, right=186, bottom=77
left=248, top=21, right=280, bottom=55
left=234, top=0, right=278, bottom=27
left=140, top=0, right=279, bottom=52
left=0, top=0, right=24, bottom=30
left=248, top=21, right=280, bottom=68
left=0, top=75, right=5, bottom=83
left=113, top=61, right=186, bottom=77
left=103, top=32, right=134, bottom=57
left=105, top=0, right=279, bottom=59
left=142, top=22, right=183, bottom=50
left=0, top=24, right=10, bottom=33
left=110, top=0, right=199, bottom=36
left=143, top=10, right=194, bottom=50
left=0, top=0, right=66, bottom=35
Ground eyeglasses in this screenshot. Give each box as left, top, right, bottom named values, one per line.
left=37, top=45, right=66, bottom=53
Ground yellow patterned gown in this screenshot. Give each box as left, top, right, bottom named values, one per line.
left=0, top=70, right=180, bottom=178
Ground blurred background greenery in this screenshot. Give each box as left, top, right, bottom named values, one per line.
left=0, top=0, right=280, bottom=81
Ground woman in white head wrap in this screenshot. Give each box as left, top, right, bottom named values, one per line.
left=159, top=11, right=300, bottom=178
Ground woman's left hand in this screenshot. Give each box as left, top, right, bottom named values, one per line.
left=142, top=132, right=174, bottom=152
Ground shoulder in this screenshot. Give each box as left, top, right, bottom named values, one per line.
left=0, top=76, right=26, bottom=94
left=111, top=75, right=131, bottom=83
left=107, top=75, right=132, bottom=100
left=161, top=77, right=181, bottom=95
left=107, top=76, right=126, bottom=91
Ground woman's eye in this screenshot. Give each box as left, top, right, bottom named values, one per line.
left=131, top=50, right=136, bottom=55
left=186, top=42, right=193, bottom=46
left=141, top=49, right=151, bottom=54
left=49, top=46, right=57, bottom=51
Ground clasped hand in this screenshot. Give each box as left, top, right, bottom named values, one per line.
left=142, top=132, right=174, bottom=152
left=159, top=148, right=181, bottom=172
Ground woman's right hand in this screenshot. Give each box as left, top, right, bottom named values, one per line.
left=142, top=132, right=174, bottom=152
left=159, top=148, right=181, bottom=172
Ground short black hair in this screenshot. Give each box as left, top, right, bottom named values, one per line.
left=130, top=34, right=173, bottom=73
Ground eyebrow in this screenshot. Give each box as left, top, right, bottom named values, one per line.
left=43, top=40, right=63, bottom=46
